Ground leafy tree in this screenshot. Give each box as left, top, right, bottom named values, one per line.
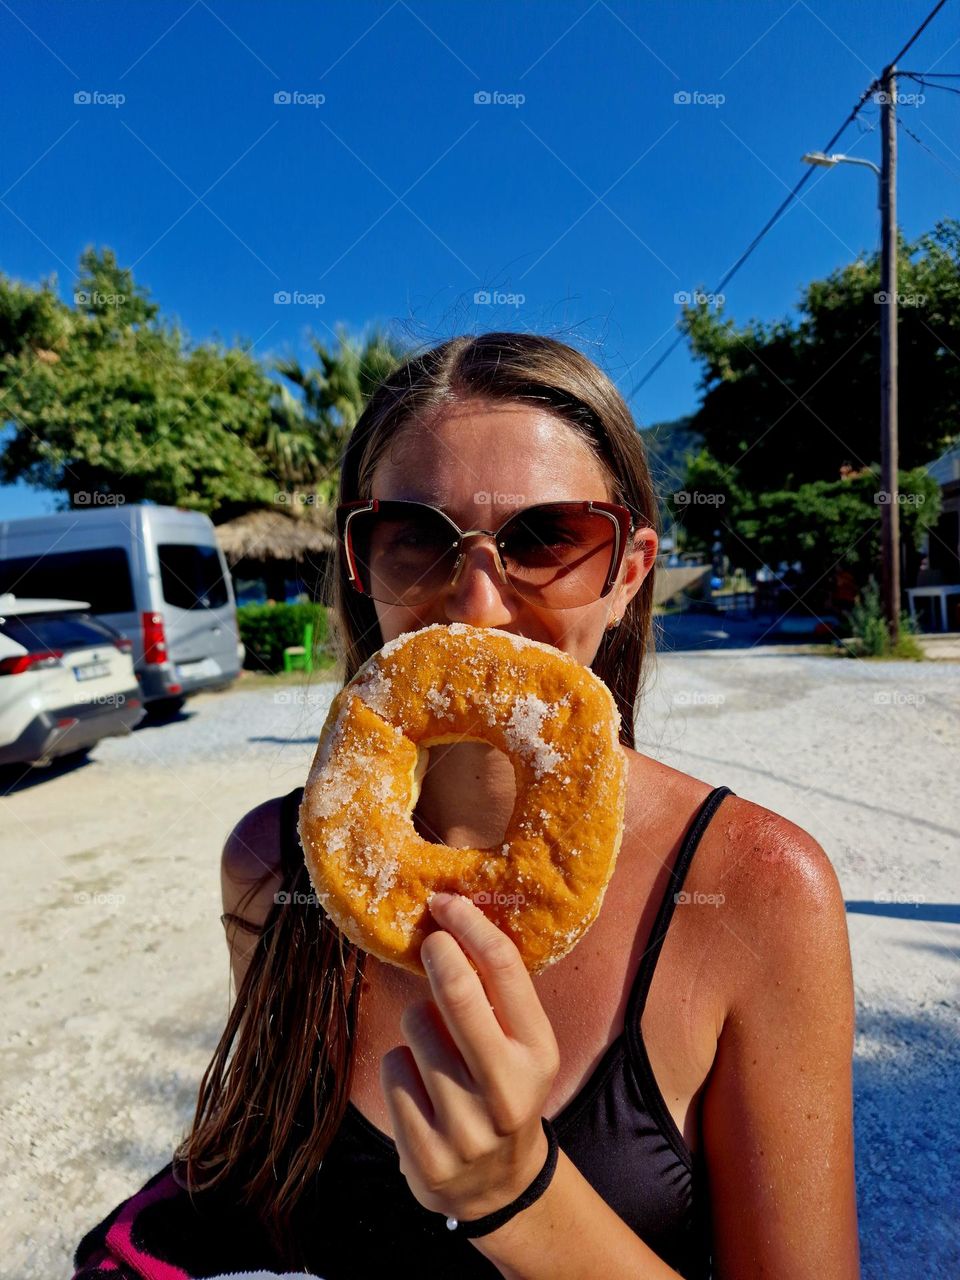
left=680, top=219, right=960, bottom=490
left=0, top=248, right=282, bottom=513
left=273, top=325, right=406, bottom=502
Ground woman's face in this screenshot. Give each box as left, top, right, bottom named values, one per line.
left=366, top=398, right=658, bottom=666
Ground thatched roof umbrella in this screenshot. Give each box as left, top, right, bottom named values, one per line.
left=215, top=507, right=337, bottom=603
left=214, top=506, right=337, bottom=567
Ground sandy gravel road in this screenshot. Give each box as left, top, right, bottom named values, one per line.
left=2, top=652, right=957, bottom=1279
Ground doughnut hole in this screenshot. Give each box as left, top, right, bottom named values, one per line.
left=411, top=738, right=518, bottom=850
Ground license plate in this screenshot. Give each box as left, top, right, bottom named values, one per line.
left=74, top=661, right=111, bottom=682
left=175, top=656, right=222, bottom=681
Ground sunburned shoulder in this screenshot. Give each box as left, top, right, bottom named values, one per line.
left=624, top=747, right=848, bottom=977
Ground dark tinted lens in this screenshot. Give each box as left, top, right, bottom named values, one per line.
left=348, top=505, right=459, bottom=604
left=499, top=505, right=617, bottom=606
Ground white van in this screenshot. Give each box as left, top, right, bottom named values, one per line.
left=0, top=505, right=243, bottom=713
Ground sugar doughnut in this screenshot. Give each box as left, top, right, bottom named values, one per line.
left=297, top=623, right=627, bottom=974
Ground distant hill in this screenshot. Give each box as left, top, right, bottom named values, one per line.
left=639, top=415, right=704, bottom=501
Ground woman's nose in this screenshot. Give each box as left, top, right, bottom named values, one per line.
left=442, top=539, right=515, bottom=627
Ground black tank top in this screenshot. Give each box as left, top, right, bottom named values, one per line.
left=282, top=783, right=733, bottom=1280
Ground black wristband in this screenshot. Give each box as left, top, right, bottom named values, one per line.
left=444, top=1117, right=559, bottom=1239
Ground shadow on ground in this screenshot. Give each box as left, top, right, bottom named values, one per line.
left=854, top=1005, right=959, bottom=1276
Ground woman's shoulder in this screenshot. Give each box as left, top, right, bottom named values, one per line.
left=623, top=748, right=847, bottom=963
left=222, top=788, right=301, bottom=887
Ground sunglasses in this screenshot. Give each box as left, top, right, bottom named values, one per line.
left=336, top=498, right=636, bottom=610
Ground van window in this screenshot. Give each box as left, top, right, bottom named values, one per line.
left=0, top=547, right=135, bottom=613
left=158, top=544, right=229, bottom=610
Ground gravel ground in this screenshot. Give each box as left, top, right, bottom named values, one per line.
left=2, top=653, right=958, bottom=1278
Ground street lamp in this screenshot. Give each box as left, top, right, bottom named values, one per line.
left=801, top=152, right=881, bottom=207
left=801, top=79, right=901, bottom=645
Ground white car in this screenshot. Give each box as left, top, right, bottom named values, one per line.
left=0, top=594, right=145, bottom=768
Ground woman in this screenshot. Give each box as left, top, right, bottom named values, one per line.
left=73, top=333, right=860, bottom=1279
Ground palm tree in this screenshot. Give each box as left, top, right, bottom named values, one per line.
left=272, top=325, right=406, bottom=501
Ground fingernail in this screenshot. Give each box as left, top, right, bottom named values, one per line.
left=429, top=892, right=455, bottom=911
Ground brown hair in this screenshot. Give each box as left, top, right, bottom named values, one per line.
left=174, top=332, right=659, bottom=1265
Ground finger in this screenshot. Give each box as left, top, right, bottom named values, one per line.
left=380, top=1043, right=436, bottom=1158
left=398, top=998, right=482, bottom=1131
left=419, top=928, right=510, bottom=1089
left=427, top=893, right=554, bottom=1052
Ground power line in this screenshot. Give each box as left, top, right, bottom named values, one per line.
left=901, top=70, right=960, bottom=96
left=627, top=0, right=953, bottom=404
left=897, top=115, right=960, bottom=185
left=887, top=0, right=951, bottom=65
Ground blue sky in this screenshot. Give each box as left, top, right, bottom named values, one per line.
left=2, top=0, right=957, bottom=518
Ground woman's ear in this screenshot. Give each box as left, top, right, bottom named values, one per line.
left=616, top=526, right=658, bottom=614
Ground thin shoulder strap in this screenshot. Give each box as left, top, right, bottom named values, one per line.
left=626, top=785, right=734, bottom=1026
left=280, top=785, right=306, bottom=880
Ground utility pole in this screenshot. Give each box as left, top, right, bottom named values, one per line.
left=879, top=64, right=900, bottom=643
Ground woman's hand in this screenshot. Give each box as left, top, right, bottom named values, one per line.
left=380, top=892, right=561, bottom=1224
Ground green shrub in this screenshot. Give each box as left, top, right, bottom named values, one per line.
left=847, top=578, right=924, bottom=660
left=237, top=602, right=329, bottom=673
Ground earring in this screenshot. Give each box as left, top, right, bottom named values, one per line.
left=607, top=615, right=622, bottom=631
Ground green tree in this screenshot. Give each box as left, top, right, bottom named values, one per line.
left=681, top=219, right=960, bottom=490
left=0, top=248, right=284, bottom=513
left=273, top=325, right=406, bottom=502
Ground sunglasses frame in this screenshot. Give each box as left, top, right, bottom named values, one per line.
left=336, top=497, right=637, bottom=606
